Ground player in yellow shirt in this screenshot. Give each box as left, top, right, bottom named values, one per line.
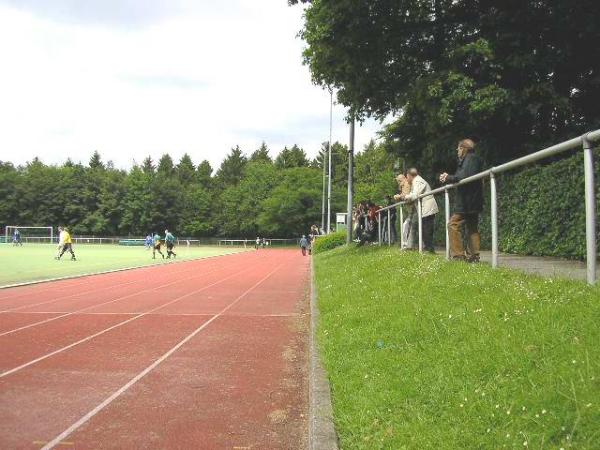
left=55, top=226, right=76, bottom=261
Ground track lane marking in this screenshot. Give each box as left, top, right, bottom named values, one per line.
left=0, top=257, right=250, bottom=337
left=40, top=260, right=286, bottom=450
left=0, top=261, right=261, bottom=378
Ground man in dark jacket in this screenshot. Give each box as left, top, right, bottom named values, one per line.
left=439, top=139, right=484, bottom=262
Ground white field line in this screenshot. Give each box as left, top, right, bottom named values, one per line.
left=0, top=253, right=236, bottom=313
left=0, top=248, right=247, bottom=291
left=0, top=259, right=241, bottom=337
left=41, top=261, right=285, bottom=450
left=0, top=263, right=257, bottom=378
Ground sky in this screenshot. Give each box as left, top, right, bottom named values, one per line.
left=0, top=0, right=386, bottom=170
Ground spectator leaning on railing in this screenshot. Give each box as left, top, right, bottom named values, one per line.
left=439, top=139, right=484, bottom=262
left=394, top=173, right=414, bottom=249
left=399, top=168, right=438, bottom=253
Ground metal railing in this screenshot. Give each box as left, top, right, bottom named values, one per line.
left=375, top=130, right=600, bottom=285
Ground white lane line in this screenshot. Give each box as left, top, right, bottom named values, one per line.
left=41, top=260, right=285, bottom=450
left=1, top=311, right=303, bottom=318
left=0, top=261, right=235, bottom=337
left=0, top=263, right=256, bottom=378
left=0, top=256, right=222, bottom=314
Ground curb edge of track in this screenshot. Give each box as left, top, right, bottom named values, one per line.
left=309, top=257, right=339, bottom=450
left=0, top=249, right=250, bottom=291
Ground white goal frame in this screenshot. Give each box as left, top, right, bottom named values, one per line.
left=4, top=226, right=54, bottom=244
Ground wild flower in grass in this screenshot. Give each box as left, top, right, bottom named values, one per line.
left=541, top=409, right=547, bottom=415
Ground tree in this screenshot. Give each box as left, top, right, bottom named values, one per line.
left=157, top=154, right=175, bottom=176
left=215, top=146, right=247, bottom=188
left=142, top=156, right=155, bottom=174
left=177, top=153, right=196, bottom=185
left=274, top=145, right=309, bottom=169
left=258, top=167, right=322, bottom=237
left=293, top=0, right=600, bottom=173
left=196, top=160, right=213, bottom=190
left=249, top=142, right=272, bottom=164
left=89, top=151, right=104, bottom=170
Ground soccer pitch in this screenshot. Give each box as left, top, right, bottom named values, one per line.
left=0, top=244, right=247, bottom=287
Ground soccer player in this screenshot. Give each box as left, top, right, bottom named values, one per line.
left=144, top=234, right=153, bottom=250
left=12, top=228, right=23, bottom=246
left=55, top=226, right=76, bottom=261
left=152, top=232, right=164, bottom=259
left=164, top=229, right=177, bottom=259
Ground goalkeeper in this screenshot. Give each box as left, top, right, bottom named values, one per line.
left=55, top=226, right=76, bottom=261
left=164, top=229, right=177, bottom=259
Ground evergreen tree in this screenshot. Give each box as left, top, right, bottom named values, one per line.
left=249, top=142, right=272, bottom=164
left=215, top=146, right=247, bottom=188
left=157, top=154, right=175, bottom=176
left=177, top=153, right=196, bottom=185
left=274, top=145, right=309, bottom=169
left=196, top=160, right=213, bottom=190
left=89, top=151, right=105, bottom=170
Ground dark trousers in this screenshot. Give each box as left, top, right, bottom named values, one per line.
left=58, top=243, right=75, bottom=259
left=422, top=215, right=435, bottom=252
left=166, top=242, right=176, bottom=258
left=301, top=247, right=307, bottom=256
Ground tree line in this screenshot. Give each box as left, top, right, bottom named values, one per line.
left=0, top=141, right=398, bottom=238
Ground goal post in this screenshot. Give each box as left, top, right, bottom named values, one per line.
left=4, top=226, right=54, bottom=244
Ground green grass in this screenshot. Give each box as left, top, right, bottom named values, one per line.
left=314, top=246, right=600, bottom=449
left=0, top=244, right=247, bottom=286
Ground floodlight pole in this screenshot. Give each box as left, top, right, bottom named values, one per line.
left=326, top=88, right=333, bottom=234
left=347, top=116, right=355, bottom=245
left=321, top=145, right=326, bottom=232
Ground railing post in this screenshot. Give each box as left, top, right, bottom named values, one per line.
left=378, top=212, right=382, bottom=245
left=387, top=209, right=391, bottom=247
left=399, top=205, right=404, bottom=249
left=583, top=134, right=597, bottom=285
left=444, top=189, right=450, bottom=260
left=417, top=198, right=423, bottom=253
left=490, top=171, right=499, bottom=268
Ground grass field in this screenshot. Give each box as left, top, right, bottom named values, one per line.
left=0, top=244, right=247, bottom=286
left=314, top=246, right=600, bottom=449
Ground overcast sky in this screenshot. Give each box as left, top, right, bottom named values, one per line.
left=0, top=0, right=385, bottom=170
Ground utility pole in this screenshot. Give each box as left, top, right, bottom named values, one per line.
left=321, top=144, right=326, bottom=232
left=326, top=88, right=333, bottom=234
left=346, top=116, right=355, bottom=244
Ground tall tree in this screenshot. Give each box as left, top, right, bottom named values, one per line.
left=142, top=156, right=155, bottom=174
left=215, top=146, right=247, bottom=188
left=274, top=145, right=309, bottom=169
left=157, top=154, right=175, bottom=176
left=196, top=160, right=213, bottom=190
left=177, top=153, right=196, bottom=185
left=88, top=151, right=105, bottom=170
left=249, top=142, right=272, bottom=164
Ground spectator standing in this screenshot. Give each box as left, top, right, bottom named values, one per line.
left=394, top=174, right=415, bottom=249
left=401, top=168, right=438, bottom=253
left=439, top=139, right=484, bottom=262
left=255, top=237, right=260, bottom=250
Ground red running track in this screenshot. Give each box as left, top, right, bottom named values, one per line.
left=0, top=249, right=311, bottom=449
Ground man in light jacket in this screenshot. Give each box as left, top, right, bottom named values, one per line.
left=399, top=168, right=439, bottom=253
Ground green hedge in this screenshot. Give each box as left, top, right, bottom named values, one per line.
left=312, top=231, right=347, bottom=254
left=430, top=150, right=600, bottom=259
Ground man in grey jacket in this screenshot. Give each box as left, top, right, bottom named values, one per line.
left=399, top=168, right=439, bottom=253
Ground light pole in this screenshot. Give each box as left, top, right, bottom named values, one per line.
left=326, top=88, right=333, bottom=234
left=321, top=143, right=326, bottom=232
left=347, top=116, right=355, bottom=244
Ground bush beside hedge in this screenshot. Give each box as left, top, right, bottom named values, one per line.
left=312, top=231, right=347, bottom=254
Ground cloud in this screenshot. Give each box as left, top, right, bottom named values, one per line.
left=0, top=0, right=386, bottom=171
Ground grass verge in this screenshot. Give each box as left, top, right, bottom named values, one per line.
left=313, top=245, right=600, bottom=449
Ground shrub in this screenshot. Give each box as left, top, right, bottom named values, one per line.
left=312, top=231, right=346, bottom=254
